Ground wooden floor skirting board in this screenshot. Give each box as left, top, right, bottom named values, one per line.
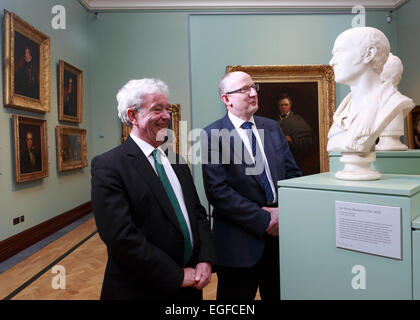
left=0, top=201, right=92, bottom=263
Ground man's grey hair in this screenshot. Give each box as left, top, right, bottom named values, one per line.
left=380, top=53, right=403, bottom=87
left=117, top=78, right=169, bottom=127
left=338, top=27, right=390, bottom=74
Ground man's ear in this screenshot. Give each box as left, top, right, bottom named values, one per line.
left=363, top=46, right=377, bottom=64
left=221, top=94, right=230, bottom=106
left=127, top=108, right=137, bottom=126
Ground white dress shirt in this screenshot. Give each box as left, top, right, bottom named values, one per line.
left=228, top=111, right=277, bottom=202
left=130, top=133, right=194, bottom=246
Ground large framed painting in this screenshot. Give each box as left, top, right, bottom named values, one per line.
left=407, top=105, right=420, bottom=149
left=3, top=10, right=50, bottom=113
left=59, top=60, right=83, bottom=123
left=56, top=126, right=87, bottom=172
left=13, top=115, right=49, bottom=183
left=226, top=65, right=335, bottom=174
left=121, top=104, right=181, bottom=154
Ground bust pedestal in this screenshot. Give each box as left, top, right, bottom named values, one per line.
left=335, top=152, right=381, bottom=181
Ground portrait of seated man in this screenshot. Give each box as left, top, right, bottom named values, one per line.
left=20, top=130, right=42, bottom=174
left=327, top=27, right=414, bottom=153
left=277, top=93, right=313, bottom=170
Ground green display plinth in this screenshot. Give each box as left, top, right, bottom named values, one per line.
left=278, top=173, right=420, bottom=300
left=329, top=150, right=420, bottom=174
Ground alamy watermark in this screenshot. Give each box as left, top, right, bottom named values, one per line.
left=154, top=120, right=266, bottom=176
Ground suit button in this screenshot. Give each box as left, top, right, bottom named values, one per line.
left=177, top=234, right=183, bottom=243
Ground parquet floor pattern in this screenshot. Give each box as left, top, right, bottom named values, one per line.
left=0, top=217, right=228, bottom=300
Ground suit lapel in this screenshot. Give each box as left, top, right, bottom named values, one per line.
left=255, top=117, right=279, bottom=184
left=122, top=137, right=183, bottom=234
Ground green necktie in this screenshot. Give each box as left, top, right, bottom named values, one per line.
left=152, top=149, right=192, bottom=265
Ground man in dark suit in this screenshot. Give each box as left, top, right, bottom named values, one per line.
left=20, top=131, right=41, bottom=174
left=91, top=78, right=215, bottom=300
left=201, top=71, right=302, bottom=300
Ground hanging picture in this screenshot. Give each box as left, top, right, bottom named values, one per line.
left=3, top=10, right=50, bottom=113
left=13, top=115, right=49, bottom=183
left=56, top=126, right=87, bottom=171
left=59, top=60, right=83, bottom=123
left=407, top=105, right=420, bottom=149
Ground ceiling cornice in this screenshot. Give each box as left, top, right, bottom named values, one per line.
left=79, top=0, right=407, bottom=11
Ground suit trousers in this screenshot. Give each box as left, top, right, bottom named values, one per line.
left=216, top=235, right=280, bottom=300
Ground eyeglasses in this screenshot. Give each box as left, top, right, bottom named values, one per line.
left=225, top=84, right=259, bottom=95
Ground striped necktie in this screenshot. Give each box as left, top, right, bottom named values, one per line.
left=241, top=121, right=275, bottom=204
left=152, top=149, right=193, bottom=265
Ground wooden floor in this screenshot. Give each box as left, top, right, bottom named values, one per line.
left=0, top=217, right=260, bottom=300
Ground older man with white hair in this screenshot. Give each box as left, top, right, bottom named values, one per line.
left=91, top=78, right=215, bottom=300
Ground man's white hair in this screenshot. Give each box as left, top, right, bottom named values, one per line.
left=117, top=78, right=169, bottom=127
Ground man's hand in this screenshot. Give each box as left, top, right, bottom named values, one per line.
left=262, top=206, right=279, bottom=236
left=181, top=267, right=196, bottom=287
left=285, top=135, right=292, bottom=144
left=193, top=262, right=212, bottom=290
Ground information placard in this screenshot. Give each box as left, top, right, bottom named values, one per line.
left=335, top=201, right=401, bottom=259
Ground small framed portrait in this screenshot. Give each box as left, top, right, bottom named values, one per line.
left=227, top=65, right=335, bottom=175
left=121, top=104, right=181, bottom=153
left=13, top=115, right=49, bottom=183
left=407, top=105, right=420, bottom=149
left=59, top=60, right=83, bottom=123
left=4, top=10, right=50, bottom=113
left=56, top=126, right=87, bottom=172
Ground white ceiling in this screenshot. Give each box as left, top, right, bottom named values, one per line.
left=80, top=0, right=407, bottom=10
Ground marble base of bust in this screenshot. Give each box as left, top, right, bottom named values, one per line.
left=335, top=152, right=381, bottom=181
left=376, top=136, right=408, bottom=151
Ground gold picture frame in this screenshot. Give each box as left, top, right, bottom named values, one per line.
left=121, top=104, right=181, bottom=154
left=226, top=65, right=335, bottom=173
left=407, top=105, right=420, bottom=149
left=13, top=115, right=49, bottom=183
left=59, top=60, right=83, bottom=123
left=3, top=10, right=50, bottom=113
left=56, top=126, right=88, bottom=172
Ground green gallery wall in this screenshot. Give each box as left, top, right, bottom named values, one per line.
left=0, top=0, right=419, bottom=243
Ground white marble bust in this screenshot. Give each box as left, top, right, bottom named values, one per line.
left=327, top=27, right=414, bottom=154
left=376, top=53, right=413, bottom=150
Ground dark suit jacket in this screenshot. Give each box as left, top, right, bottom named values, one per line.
left=20, top=147, right=42, bottom=174
left=91, top=136, right=215, bottom=299
left=201, top=113, right=301, bottom=268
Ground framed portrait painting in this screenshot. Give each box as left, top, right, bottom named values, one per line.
left=56, top=126, right=87, bottom=172
left=407, top=105, right=420, bottom=149
left=226, top=65, right=335, bottom=175
left=3, top=10, right=50, bottom=113
left=13, top=115, right=49, bottom=183
left=59, top=60, right=83, bottom=123
left=121, top=104, right=181, bottom=154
